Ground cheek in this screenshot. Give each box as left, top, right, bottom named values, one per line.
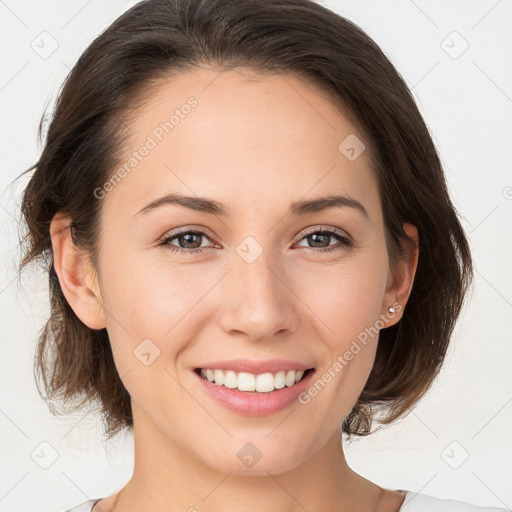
left=291, top=252, right=387, bottom=405
left=293, top=255, right=388, bottom=344
left=99, top=253, right=221, bottom=359
left=97, top=256, right=209, bottom=412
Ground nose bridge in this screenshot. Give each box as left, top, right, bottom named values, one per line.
left=236, top=247, right=282, bottom=300
left=218, top=242, right=298, bottom=340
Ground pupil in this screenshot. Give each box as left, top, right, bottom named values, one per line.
left=182, top=233, right=200, bottom=248
left=310, top=233, right=328, bottom=248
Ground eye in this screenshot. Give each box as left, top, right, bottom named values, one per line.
left=295, top=228, right=351, bottom=253
left=158, top=227, right=351, bottom=255
left=158, top=229, right=216, bottom=255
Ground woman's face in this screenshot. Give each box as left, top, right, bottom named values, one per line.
left=90, top=67, right=413, bottom=474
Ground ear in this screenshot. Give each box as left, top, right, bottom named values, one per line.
left=381, top=223, right=419, bottom=327
left=49, top=211, right=106, bottom=330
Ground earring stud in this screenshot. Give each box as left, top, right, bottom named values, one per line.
left=388, top=306, right=396, bottom=313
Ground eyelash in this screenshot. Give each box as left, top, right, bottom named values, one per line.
left=158, top=227, right=351, bottom=255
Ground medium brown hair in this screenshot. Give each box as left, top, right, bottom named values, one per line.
left=15, top=0, right=473, bottom=441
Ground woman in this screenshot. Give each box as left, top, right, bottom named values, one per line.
left=15, top=0, right=508, bottom=511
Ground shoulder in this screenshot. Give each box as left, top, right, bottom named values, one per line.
left=400, top=490, right=511, bottom=512
left=61, top=498, right=101, bottom=512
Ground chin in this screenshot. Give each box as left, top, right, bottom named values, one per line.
left=201, top=443, right=308, bottom=476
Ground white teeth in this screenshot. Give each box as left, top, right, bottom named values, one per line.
left=256, top=372, right=274, bottom=392
left=285, top=370, right=296, bottom=387
left=238, top=372, right=255, bottom=391
left=214, top=369, right=224, bottom=385
left=224, top=370, right=238, bottom=389
left=274, top=371, right=286, bottom=389
left=199, top=368, right=308, bottom=392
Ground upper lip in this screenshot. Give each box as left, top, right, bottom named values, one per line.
left=195, top=359, right=315, bottom=374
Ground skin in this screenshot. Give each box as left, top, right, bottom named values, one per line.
left=50, top=67, right=419, bottom=512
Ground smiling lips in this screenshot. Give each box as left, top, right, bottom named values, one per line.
left=198, top=368, right=311, bottom=393
left=194, top=362, right=317, bottom=416
left=193, top=358, right=315, bottom=396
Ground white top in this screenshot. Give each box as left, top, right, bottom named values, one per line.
left=63, top=490, right=511, bottom=511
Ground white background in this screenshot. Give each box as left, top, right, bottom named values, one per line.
left=0, top=1, right=511, bottom=511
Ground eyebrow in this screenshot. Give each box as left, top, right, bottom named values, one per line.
left=133, top=192, right=369, bottom=220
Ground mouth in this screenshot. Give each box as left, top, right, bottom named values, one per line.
left=193, top=367, right=315, bottom=393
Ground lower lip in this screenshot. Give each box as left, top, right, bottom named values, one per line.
left=193, top=369, right=315, bottom=416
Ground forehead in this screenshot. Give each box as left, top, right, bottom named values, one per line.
left=102, top=66, right=380, bottom=222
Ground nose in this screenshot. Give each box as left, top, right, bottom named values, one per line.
left=217, top=250, right=300, bottom=342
